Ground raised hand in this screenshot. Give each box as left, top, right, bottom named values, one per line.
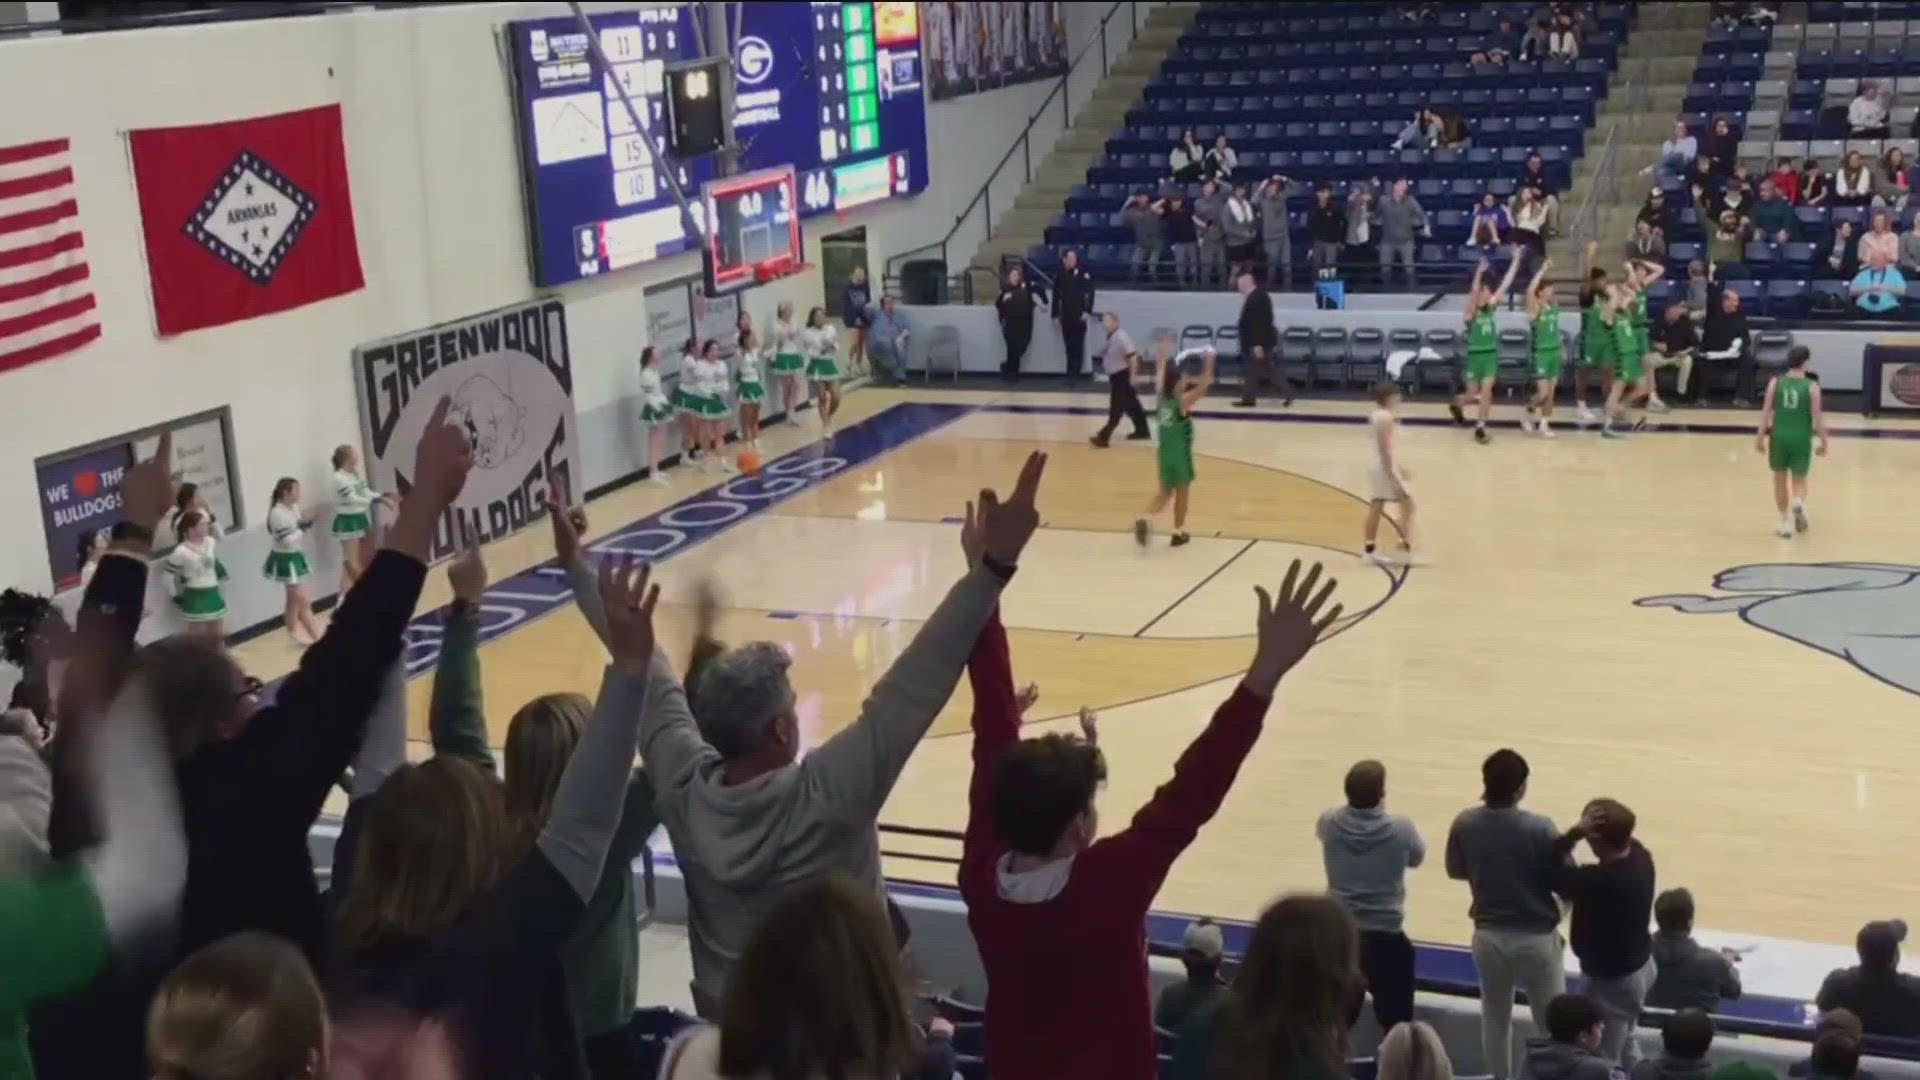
left=1015, top=681, right=1040, bottom=715
left=542, top=493, right=589, bottom=566
left=447, top=521, right=487, bottom=604
left=971, top=450, right=1049, bottom=565
left=120, top=432, right=174, bottom=532
left=1078, top=705, right=1099, bottom=745
left=411, top=397, right=474, bottom=512
left=1244, top=559, right=1344, bottom=695
left=596, top=558, right=661, bottom=669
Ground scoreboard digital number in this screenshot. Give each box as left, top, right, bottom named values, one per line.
left=703, top=165, right=803, bottom=296
left=506, top=2, right=931, bottom=289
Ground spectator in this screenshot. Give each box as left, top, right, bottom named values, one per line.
left=1394, top=109, right=1442, bottom=151
left=1257, top=175, right=1294, bottom=289
left=1648, top=888, right=1744, bottom=1011
left=1519, top=152, right=1561, bottom=235
left=1052, top=249, right=1094, bottom=379
left=1469, top=191, right=1512, bottom=248
left=1170, top=128, right=1204, bottom=183
left=656, top=456, right=1039, bottom=1021
left=1222, top=183, right=1261, bottom=282
left=1626, top=219, right=1667, bottom=262
left=1203, top=133, right=1238, bottom=182
left=1347, top=184, right=1379, bottom=279
left=1088, top=311, right=1151, bottom=447
left=1851, top=249, right=1909, bottom=315
left=1707, top=212, right=1751, bottom=279
left=1700, top=117, right=1739, bottom=177
left=841, top=266, right=872, bottom=375
left=1518, top=994, right=1617, bottom=1080
left=1547, top=13, right=1580, bottom=58
left=1686, top=260, right=1711, bottom=312
left=1648, top=304, right=1697, bottom=409
left=1769, top=156, right=1802, bottom=204
left=1637, top=188, right=1676, bottom=238
left=1376, top=178, right=1429, bottom=290
left=1647, top=122, right=1697, bottom=177
left=1169, top=894, right=1363, bottom=1080
left=1153, top=919, right=1227, bottom=1035
left=1860, top=211, right=1900, bottom=267
left=1713, top=166, right=1752, bottom=221
left=1438, top=110, right=1472, bottom=149
left=1318, top=759, right=1426, bottom=1031
left=1446, top=749, right=1568, bottom=1080
left=1309, top=186, right=1348, bottom=277
left=1699, top=288, right=1756, bottom=405
left=962, top=556, right=1344, bottom=1080
left=1806, top=1031, right=1865, bottom=1080
left=1850, top=81, right=1891, bottom=139
left=1234, top=272, right=1287, bottom=408
left=1380, top=1021, right=1457, bottom=1080
left=1802, top=159, right=1832, bottom=207
left=1790, top=1011, right=1880, bottom=1080
left=1823, top=220, right=1861, bottom=281
left=1553, top=798, right=1656, bottom=1067
left=146, top=933, right=330, bottom=1080
left=1752, top=179, right=1797, bottom=243
left=1900, top=215, right=1920, bottom=275
left=1122, top=191, right=1164, bottom=284
left=1195, top=179, right=1229, bottom=288
left=1519, top=18, right=1550, bottom=61
left=658, top=876, right=922, bottom=1080
left=996, top=266, right=1044, bottom=379
left=866, top=292, right=912, bottom=386
left=1835, top=151, right=1875, bottom=208
left=1627, top=1008, right=1715, bottom=1080
left=1163, top=191, right=1200, bottom=287
left=1877, top=146, right=1912, bottom=209
left=1512, top=188, right=1550, bottom=279
left=1688, top=157, right=1723, bottom=214
left=1477, top=16, right=1521, bottom=65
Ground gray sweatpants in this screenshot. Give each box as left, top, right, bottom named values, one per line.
left=1584, top=957, right=1657, bottom=1067
left=1471, top=927, right=1567, bottom=1080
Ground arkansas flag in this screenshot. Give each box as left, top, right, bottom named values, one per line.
left=128, top=104, right=365, bottom=336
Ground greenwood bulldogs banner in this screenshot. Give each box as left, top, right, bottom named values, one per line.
left=352, top=299, right=581, bottom=561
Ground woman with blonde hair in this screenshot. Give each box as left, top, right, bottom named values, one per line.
left=148, top=932, right=329, bottom=1080
left=1378, top=1021, right=1454, bottom=1080
left=657, top=875, right=922, bottom=1080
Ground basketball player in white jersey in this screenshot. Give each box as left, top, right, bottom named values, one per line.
left=1362, top=382, right=1417, bottom=566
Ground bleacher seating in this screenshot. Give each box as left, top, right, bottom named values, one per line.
left=1030, top=2, right=1635, bottom=289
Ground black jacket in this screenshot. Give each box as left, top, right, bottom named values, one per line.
left=1553, top=840, right=1656, bottom=978
left=1308, top=202, right=1347, bottom=243
left=1238, top=287, right=1277, bottom=348
left=996, top=280, right=1044, bottom=328
left=1054, top=265, right=1096, bottom=324
left=1654, top=317, right=1698, bottom=354
left=1700, top=308, right=1750, bottom=357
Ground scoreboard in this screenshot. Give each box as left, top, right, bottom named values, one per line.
left=506, top=2, right=930, bottom=288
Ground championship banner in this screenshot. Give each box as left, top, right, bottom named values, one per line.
left=352, top=299, right=581, bottom=562
left=923, top=1, right=1068, bottom=101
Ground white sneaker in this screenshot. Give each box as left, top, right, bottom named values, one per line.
left=648, top=472, right=671, bottom=486
left=1793, top=505, right=1809, bottom=533
left=1363, top=550, right=1391, bottom=567
left=1538, top=421, right=1556, bottom=439
left=1776, top=521, right=1795, bottom=538
left=1577, top=404, right=1597, bottom=421
left=1647, top=398, right=1672, bottom=414
left=719, top=458, right=739, bottom=475
left=1521, top=417, right=1537, bottom=435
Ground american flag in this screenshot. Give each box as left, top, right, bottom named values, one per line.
left=0, top=138, right=101, bottom=374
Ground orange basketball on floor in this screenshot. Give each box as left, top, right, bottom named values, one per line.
left=738, top=450, right=762, bottom=476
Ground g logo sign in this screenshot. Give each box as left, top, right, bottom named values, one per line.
left=736, top=36, right=774, bottom=85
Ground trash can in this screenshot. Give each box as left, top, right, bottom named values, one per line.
left=900, top=259, right=949, bottom=304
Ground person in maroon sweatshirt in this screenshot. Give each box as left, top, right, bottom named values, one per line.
left=960, top=557, right=1346, bottom=1080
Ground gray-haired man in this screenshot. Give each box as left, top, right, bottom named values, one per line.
left=581, top=454, right=1049, bottom=1018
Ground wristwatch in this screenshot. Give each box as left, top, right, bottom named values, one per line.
left=980, top=553, right=1018, bottom=580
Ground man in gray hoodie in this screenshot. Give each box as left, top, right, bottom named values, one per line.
left=638, top=452, right=1048, bottom=1018
left=1376, top=178, right=1431, bottom=290
left=1317, top=759, right=1425, bottom=1030
left=1448, top=748, right=1570, bottom=1080
left=1256, top=176, right=1293, bottom=289
left=1195, top=179, right=1229, bottom=289
left=1521, top=994, right=1626, bottom=1080
left=1627, top=1008, right=1715, bottom=1080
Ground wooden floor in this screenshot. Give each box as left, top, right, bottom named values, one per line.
left=240, top=385, right=1920, bottom=951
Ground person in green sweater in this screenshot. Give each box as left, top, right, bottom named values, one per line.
left=1170, top=893, right=1362, bottom=1080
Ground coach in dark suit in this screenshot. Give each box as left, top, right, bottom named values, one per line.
left=1233, top=272, right=1288, bottom=406
left=1053, top=249, right=1097, bottom=379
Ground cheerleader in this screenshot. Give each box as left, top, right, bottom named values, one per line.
left=263, top=477, right=323, bottom=645
left=801, top=306, right=842, bottom=436
left=1133, top=338, right=1213, bottom=549
left=674, top=336, right=703, bottom=464
left=768, top=301, right=807, bottom=424
left=168, top=483, right=222, bottom=547
left=330, top=445, right=392, bottom=591
left=683, top=338, right=735, bottom=471
left=637, top=345, right=675, bottom=486
left=735, top=325, right=767, bottom=452
left=161, top=509, right=228, bottom=639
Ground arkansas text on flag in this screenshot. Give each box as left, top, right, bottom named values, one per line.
left=128, top=104, right=365, bottom=336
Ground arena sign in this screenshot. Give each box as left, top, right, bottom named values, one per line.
left=352, top=299, right=581, bottom=562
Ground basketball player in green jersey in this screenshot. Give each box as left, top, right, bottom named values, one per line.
left=1601, top=276, right=1653, bottom=438
left=1576, top=242, right=1614, bottom=421
left=1135, top=337, right=1213, bottom=548
left=1625, top=259, right=1668, bottom=413
left=1449, top=252, right=1520, bottom=443
left=1521, top=258, right=1561, bottom=438
left=1757, top=345, right=1830, bottom=537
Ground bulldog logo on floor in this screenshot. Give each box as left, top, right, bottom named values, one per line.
left=1637, top=563, right=1920, bottom=696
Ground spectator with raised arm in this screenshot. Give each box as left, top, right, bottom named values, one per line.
left=963, top=557, right=1344, bottom=1080
left=1203, top=133, right=1238, bottom=182
left=1393, top=109, right=1442, bottom=151
left=1309, top=186, right=1348, bottom=276
left=1257, top=175, right=1294, bottom=289
left=1122, top=191, right=1163, bottom=284
left=1377, top=178, right=1431, bottom=290
left=1553, top=799, right=1657, bottom=1067
left=1169, top=128, right=1204, bottom=183
left=1195, top=179, right=1230, bottom=288
left=1162, top=190, right=1199, bottom=288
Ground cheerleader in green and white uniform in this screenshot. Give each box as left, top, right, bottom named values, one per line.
left=801, top=306, right=842, bottom=436
left=162, top=509, right=228, bottom=640
left=682, top=338, right=734, bottom=472
left=735, top=326, right=767, bottom=452
left=673, top=337, right=703, bottom=465
left=768, top=301, right=807, bottom=424
left=637, top=345, right=675, bottom=486
left=329, top=445, right=391, bottom=590
left=263, top=477, right=324, bottom=645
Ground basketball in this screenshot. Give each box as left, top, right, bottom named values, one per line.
left=738, top=450, right=762, bottom=476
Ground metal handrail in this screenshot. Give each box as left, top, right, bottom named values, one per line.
left=884, top=1, right=1146, bottom=284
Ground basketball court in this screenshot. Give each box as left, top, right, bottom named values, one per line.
left=238, top=385, right=1920, bottom=964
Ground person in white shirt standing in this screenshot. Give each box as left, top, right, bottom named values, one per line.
left=1362, top=383, right=1416, bottom=566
